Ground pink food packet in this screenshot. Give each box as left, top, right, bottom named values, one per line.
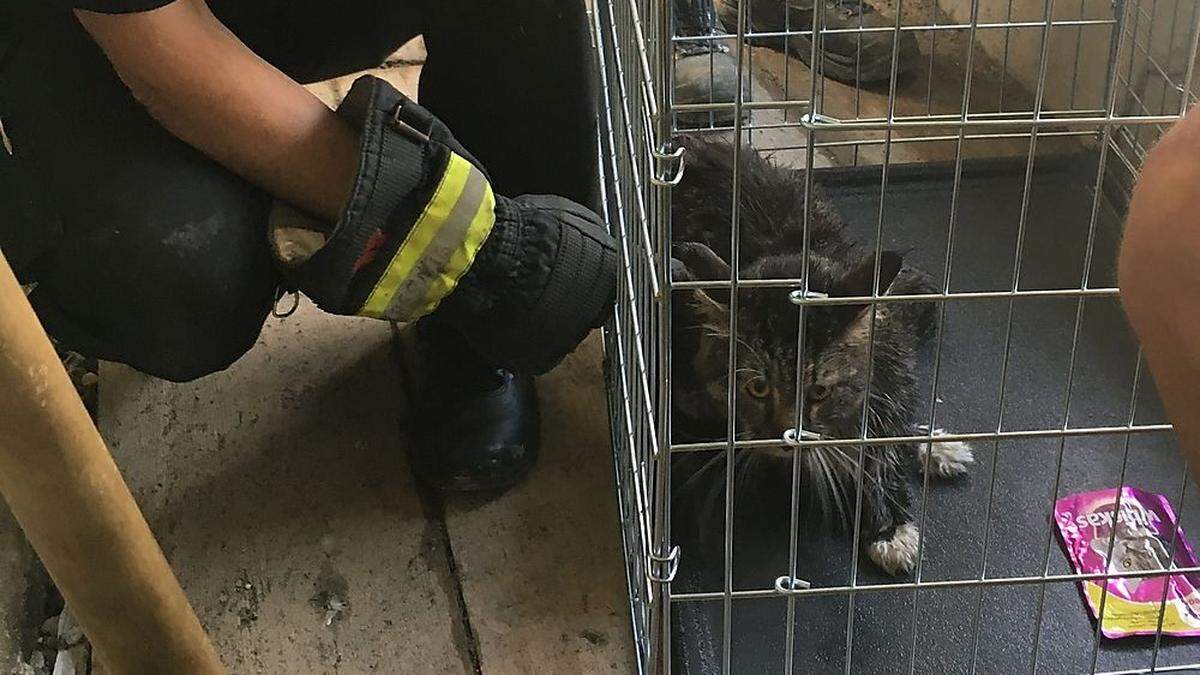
left=1055, top=487, right=1200, bottom=638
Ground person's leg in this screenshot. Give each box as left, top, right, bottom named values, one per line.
left=673, top=0, right=750, bottom=128
left=742, top=0, right=920, bottom=86
left=404, top=1, right=603, bottom=490
left=419, top=0, right=597, bottom=208
left=1, top=6, right=276, bottom=382
left=205, top=0, right=422, bottom=84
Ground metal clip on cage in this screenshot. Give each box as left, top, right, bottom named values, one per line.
left=594, top=0, right=1200, bottom=673
left=651, top=145, right=687, bottom=186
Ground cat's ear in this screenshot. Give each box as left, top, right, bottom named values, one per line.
left=672, top=242, right=732, bottom=280
left=671, top=243, right=731, bottom=334
left=672, top=241, right=732, bottom=305
left=831, top=250, right=904, bottom=298
left=821, top=252, right=905, bottom=333
left=680, top=288, right=730, bottom=334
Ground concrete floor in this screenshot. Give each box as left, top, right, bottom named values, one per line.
left=99, top=303, right=632, bottom=674
left=0, top=509, right=32, bottom=672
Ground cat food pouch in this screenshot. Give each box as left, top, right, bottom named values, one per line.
left=1055, top=487, right=1200, bottom=638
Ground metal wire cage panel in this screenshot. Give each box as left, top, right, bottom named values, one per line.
left=593, top=0, right=675, bottom=668
left=593, top=0, right=1200, bottom=673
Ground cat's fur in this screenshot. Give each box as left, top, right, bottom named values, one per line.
left=670, top=135, right=973, bottom=575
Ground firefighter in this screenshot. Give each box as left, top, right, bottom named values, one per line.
left=0, top=0, right=618, bottom=492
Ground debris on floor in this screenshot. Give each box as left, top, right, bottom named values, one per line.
left=311, top=563, right=350, bottom=628
left=8, top=609, right=90, bottom=675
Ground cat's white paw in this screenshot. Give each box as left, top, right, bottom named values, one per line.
left=867, top=522, right=920, bottom=575
left=918, top=439, right=975, bottom=478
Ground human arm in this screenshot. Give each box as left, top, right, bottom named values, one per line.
left=74, top=6, right=618, bottom=372
left=1119, top=103, right=1200, bottom=475
left=74, top=0, right=358, bottom=221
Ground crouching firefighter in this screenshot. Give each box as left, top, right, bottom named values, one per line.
left=0, top=0, right=617, bottom=491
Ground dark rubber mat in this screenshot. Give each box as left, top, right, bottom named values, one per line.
left=670, top=151, right=1199, bottom=674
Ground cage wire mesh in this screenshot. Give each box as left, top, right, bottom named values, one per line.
left=593, top=0, right=1200, bottom=673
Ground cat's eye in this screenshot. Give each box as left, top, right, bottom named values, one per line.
left=745, top=377, right=771, bottom=399
left=808, top=383, right=830, bottom=401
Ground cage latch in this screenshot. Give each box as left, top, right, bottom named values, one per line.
left=774, top=575, right=813, bottom=593
left=783, top=427, right=824, bottom=445
left=788, top=289, right=829, bottom=305
left=798, top=112, right=842, bottom=130
left=647, top=545, right=681, bottom=584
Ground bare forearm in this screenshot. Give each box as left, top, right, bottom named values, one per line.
left=76, top=0, right=357, bottom=221
left=1119, top=104, right=1200, bottom=472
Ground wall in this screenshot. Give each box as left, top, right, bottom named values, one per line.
left=935, top=0, right=1196, bottom=117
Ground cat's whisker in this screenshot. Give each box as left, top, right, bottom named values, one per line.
left=680, top=451, right=729, bottom=490
left=735, top=452, right=759, bottom=494
left=814, top=450, right=848, bottom=521
left=700, top=471, right=724, bottom=530
left=799, top=451, right=826, bottom=516
left=730, top=335, right=765, bottom=363
left=821, top=448, right=913, bottom=514
left=799, top=448, right=839, bottom=522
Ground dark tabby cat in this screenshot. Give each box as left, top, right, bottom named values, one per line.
left=670, top=135, right=973, bottom=575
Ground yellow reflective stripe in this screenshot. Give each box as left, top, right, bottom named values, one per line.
left=382, top=163, right=489, bottom=320
left=359, top=154, right=472, bottom=318
left=415, top=182, right=496, bottom=317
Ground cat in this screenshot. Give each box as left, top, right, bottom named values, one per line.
left=669, top=135, right=974, bottom=575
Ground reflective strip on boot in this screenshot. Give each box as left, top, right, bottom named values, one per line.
left=358, top=152, right=496, bottom=321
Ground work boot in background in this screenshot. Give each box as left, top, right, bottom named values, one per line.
left=397, top=318, right=540, bottom=493
left=674, top=0, right=751, bottom=128
left=734, top=0, right=920, bottom=85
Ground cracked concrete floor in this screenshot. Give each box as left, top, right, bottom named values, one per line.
left=99, top=303, right=633, bottom=674
left=92, top=42, right=634, bottom=674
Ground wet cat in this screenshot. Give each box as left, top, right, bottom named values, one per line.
left=670, top=135, right=973, bottom=575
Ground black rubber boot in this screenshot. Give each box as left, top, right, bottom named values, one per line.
left=398, top=319, right=540, bottom=493
left=674, top=0, right=750, bottom=128
left=744, top=0, right=920, bottom=85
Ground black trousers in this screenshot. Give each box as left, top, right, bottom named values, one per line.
left=0, top=0, right=597, bottom=381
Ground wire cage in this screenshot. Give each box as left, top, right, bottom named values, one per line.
left=593, top=0, right=1200, bottom=673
